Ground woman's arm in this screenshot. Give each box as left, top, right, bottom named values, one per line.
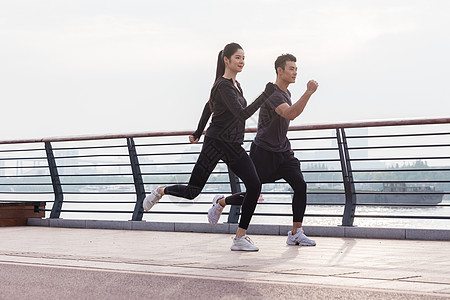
left=191, top=101, right=212, bottom=142
left=219, top=82, right=274, bottom=120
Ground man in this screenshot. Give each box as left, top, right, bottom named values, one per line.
left=208, top=53, right=318, bottom=246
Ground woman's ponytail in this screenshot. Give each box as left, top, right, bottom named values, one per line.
left=215, top=50, right=226, bottom=82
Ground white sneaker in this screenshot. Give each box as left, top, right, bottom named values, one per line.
left=230, top=236, right=259, bottom=251
left=286, top=229, right=316, bottom=246
left=143, top=187, right=164, bottom=211
left=208, top=195, right=224, bottom=225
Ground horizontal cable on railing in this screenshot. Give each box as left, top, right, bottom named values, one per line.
left=0, top=174, right=50, bottom=178
left=354, top=214, right=450, bottom=220
left=60, top=183, right=133, bottom=186
left=350, top=156, right=450, bottom=161
left=355, top=203, right=450, bottom=207
left=348, top=144, right=450, bottom=150
left=299, top=159, right=341, bottom=163
left=352, top=168, right=450, bottom=172
left=55, top=210, right=134, bottom=214
left=56, top=164, right=131, bottom=168
left=0, top=148, right=45, bottom=153
left=59, top=173, right=133, bottom=177
left=136, top=152, right=202, bottom=157
left=62, top=201, right=136, bottom=204
left=141, top=171, right=229, bottom=175
left=0, top=156, right=48, bottom=161
left=63, top=192, right=136, bottom=195
left=54, top=154, right=130, bottom=159
left=292, top=147, right=339, bottom=151
left=301, top=170, right=343, bottom=173
left=288, top=136, right=338, bottom=141
left=0, top=165, right=49, bottom=169
left=0, top=183, right=51, bottom=186
left=52, top=144, right=128, bottom=151
left=136, top=142, right=197, bottom=147
left=355, top=191, right=448, bottom=195
left=346, top=131, right=450, bottom=139
left=0, top=191, right=54, bottom=194
left=353, top=180, right=450, bottom=183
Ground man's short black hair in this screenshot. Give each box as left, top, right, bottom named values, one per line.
left=275, top=53, right=297, bottom=75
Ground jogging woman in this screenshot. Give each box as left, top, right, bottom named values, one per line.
left=142, top=42, right=274, bottom=251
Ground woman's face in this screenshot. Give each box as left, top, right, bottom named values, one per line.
left=225, top=49, right=245, bottom=73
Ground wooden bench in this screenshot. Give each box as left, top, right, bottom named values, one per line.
left=0, top=202, right=46, bottom=226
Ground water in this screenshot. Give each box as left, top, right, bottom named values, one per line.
left=52, top=194, right=450, bottom=230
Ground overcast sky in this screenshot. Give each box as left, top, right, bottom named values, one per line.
left=1, top=0, right=449, bottom=140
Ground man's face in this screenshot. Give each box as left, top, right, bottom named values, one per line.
left=279, top=61, right=297, bottom=83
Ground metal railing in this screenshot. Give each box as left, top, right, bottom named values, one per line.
left=1, top=117, right=449, bottom=228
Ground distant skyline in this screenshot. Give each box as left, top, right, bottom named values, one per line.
left=1, top=0, right=449, bottom=140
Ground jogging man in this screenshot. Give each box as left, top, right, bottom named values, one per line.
left=208, top=53, right=319, bottom=246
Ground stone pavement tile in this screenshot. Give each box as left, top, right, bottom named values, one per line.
left=338, top=270, right=425, bottom=281
left=270, top=267, right=359, bottom=277
left=250, top=272, right=383, bottom=287
left=406, top=275, right=450, bottom=285
left=0, top=254, right=254, bottom=281
left=280, top=268, right=359, bottom=277
left=220, top=265, right=349, bottom=275
left=438, top=288, right=450, bottom=294
left=363, top=279, right=450, bottom=294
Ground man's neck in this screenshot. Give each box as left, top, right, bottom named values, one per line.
left=274, top=79, right=290, bottom=92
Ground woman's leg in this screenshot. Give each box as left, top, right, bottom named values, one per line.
left=227, top=149, right=261, bottom=235
left=222, top=192, right=245, bottom=206
left=220, top=142, right=274, bottom=208
left=164, top=137, right=222, bottom=200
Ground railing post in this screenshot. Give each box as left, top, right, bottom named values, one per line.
left=337, top=128, right=357, bottom=226
left=227, top=168, right=241, bottom=223
left=127, top=138, right=146, bottom=221
left=45, top=142, right=63, bottom=219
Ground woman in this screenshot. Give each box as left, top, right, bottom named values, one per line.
left=143, top=42, right=274, bottom=251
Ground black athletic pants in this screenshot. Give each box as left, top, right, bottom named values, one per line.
left=225, top=142, right=307, bottom=223
left=164, top=136, right=261, bottom=230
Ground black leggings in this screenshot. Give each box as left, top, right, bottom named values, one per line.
left=164, top=136, right=261, bottom=230
left=225, top=143, right=307, bottom=223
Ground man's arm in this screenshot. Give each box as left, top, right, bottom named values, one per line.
left=275, top=80, right=318, bottom=120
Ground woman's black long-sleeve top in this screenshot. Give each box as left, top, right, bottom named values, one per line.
left=192, top=77, right=273, bottom=144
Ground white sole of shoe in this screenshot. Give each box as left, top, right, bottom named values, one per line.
left=299, top=242, right=316, bottom=246
left=230, top=247, right=259, bottom=252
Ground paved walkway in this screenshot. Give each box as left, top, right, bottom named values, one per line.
left=1, top=226, right=450, bottom=299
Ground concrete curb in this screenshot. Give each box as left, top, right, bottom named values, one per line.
left=27, top=218, right=450, bottom=241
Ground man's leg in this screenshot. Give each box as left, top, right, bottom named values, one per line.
left=283, top=170, right=307, bottom=234
left=279, top=152, right=315, bottom=246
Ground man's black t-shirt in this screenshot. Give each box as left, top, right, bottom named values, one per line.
left=253, top=85, right=292, bottom=152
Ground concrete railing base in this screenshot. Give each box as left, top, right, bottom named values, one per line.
left=27, top=218, right=450, bottom=241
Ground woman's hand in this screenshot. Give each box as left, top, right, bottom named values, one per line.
left=189, top=135, right=199, bottom=144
